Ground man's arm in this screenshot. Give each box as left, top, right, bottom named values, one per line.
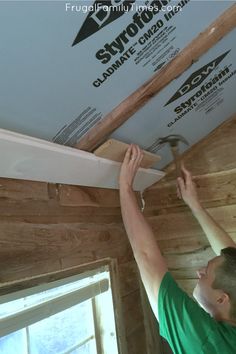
left=177, top=164, right=236, bottom=255
left=119, top=145, right=168, bottom=319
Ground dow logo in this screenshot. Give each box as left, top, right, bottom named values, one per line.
left=72, top=0, right=135, bottom=46
left=164, top=50, right=231, bottom=106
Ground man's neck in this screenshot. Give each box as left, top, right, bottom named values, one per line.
left=221, top=318, right=236, bottom=327
left=214, top=312, right=236, bottom=326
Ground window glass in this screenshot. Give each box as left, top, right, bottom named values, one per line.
left=75, top=340, right=97, bottom=354
left=0, top=329, right=27, bottom=354
left=0, top=300, right=96, bottom=354
left=28, top=299, right=95, bottom=354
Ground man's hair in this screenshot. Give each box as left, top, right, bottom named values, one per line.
left=212, top=247, right=236, bottom=320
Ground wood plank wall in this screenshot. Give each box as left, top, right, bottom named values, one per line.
left=0, top=178, right=156, bottom=353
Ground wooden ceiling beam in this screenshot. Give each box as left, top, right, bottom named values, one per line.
left=75, top=4, right=236, bottom=152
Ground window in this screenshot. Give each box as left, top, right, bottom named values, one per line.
left=0, top=265, right=119, bottom=354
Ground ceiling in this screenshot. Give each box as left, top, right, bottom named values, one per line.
left=0, top=0, right=235, bottom=172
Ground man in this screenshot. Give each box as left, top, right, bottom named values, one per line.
left=119, top=144, right=236, bottom=353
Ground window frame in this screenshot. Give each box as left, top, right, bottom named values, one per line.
left=0, top=259, right=127, bottom=354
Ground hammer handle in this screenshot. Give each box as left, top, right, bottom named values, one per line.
left=171, top=145, right=181, bottom=178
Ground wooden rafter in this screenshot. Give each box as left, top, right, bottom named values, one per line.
left=75, top=4, right=236, bottom=152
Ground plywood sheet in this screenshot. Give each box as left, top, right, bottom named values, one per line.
left=94, top=139, right=161, bottom=168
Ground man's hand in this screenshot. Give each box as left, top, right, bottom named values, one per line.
left=119, top=144, right=143, bottom=190
left=177, top=164, right=202, bottom=212
left=177, top=163, right=235, bottom=254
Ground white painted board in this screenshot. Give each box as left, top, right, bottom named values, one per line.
left=0, top=129, right=165, bottom=191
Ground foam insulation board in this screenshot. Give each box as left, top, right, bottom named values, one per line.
left=111, top=28, right=236, bottom=168
left=0, top=0, right=233, bottom=150
left=0, top=129, right=165, bottom=191
left=94, top=139, right=161, bottom=168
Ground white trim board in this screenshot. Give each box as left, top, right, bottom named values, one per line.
left=0, top=129, right=165, bottom=191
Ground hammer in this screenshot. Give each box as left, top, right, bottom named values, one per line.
left=158, top=135, right=189, bottom=177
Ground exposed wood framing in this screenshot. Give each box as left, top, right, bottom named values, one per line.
left=75, top=4, right=236, bottom=152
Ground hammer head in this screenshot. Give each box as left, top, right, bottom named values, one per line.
left=158, top=134, right=189, bottom=147
left=157, top=134, right=189, bottom=178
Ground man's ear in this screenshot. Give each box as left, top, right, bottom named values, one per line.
left=217, top=292, right=230, bottom=305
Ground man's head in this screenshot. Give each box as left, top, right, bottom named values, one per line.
left=193, top=247, right=236, bottom=321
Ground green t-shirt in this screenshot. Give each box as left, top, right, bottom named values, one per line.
left=158, top=272, right=236, bottom=354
